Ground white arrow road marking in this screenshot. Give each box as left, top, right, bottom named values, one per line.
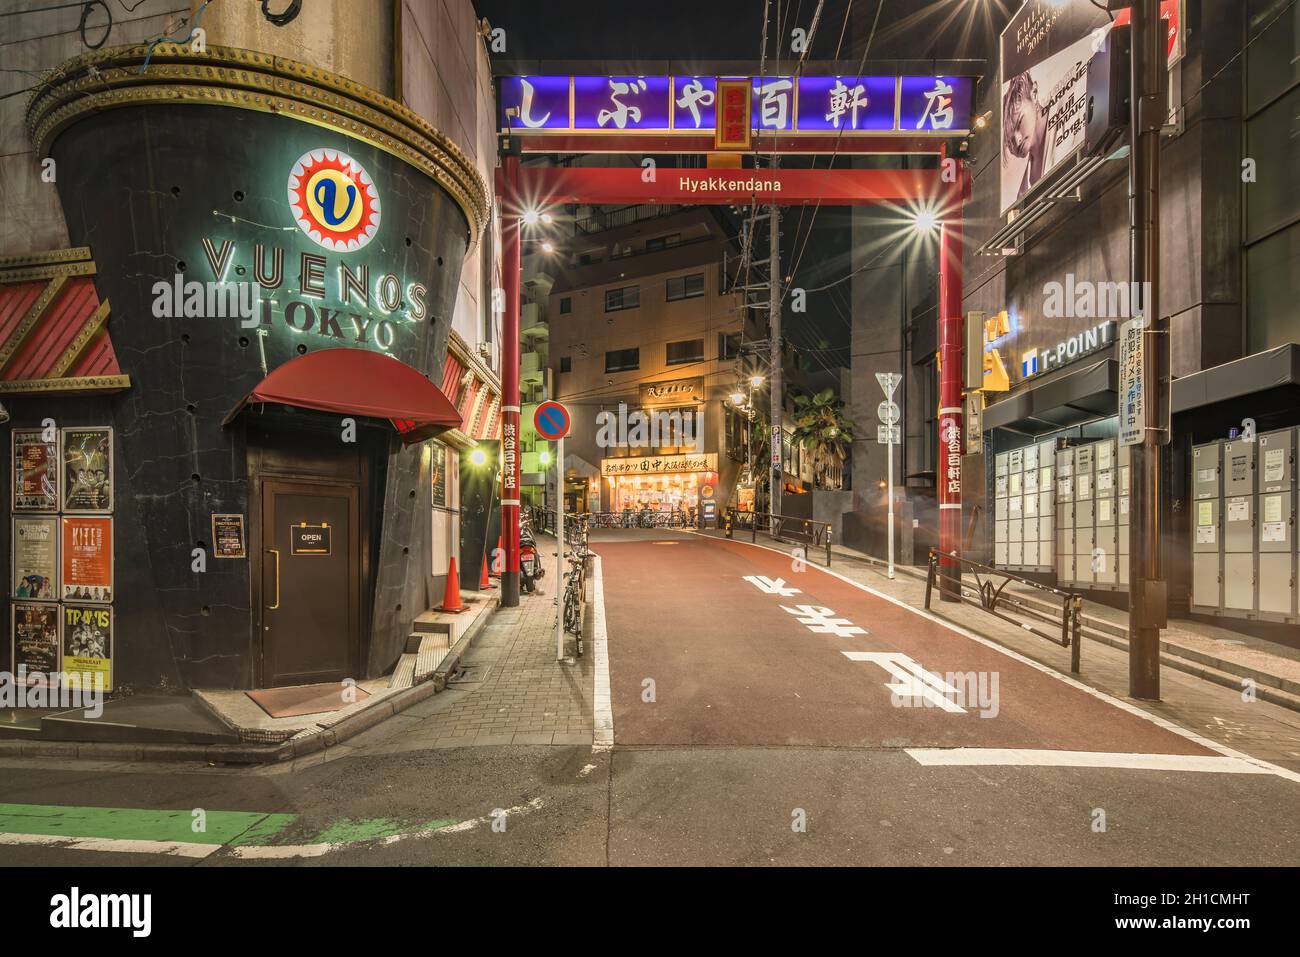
left=842, top=651, right=966, bottom=713
left=743, top=574, right=801, bottom=596
left=780, top=604, right=868, bottom=638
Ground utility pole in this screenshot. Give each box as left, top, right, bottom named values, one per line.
left=768, top=205, right=782, bottom=516
left=1127, top=0, right=1165, bottom=699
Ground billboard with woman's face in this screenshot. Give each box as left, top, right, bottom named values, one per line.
left=1000, top=1, right=1112, bottom=215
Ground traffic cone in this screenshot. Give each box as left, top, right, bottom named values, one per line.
left=436, top=557, right=467, bottom=613
left=479, top=552, right=497, bottom=590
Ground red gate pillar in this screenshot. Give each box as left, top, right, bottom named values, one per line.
left=497, top=154, right=522, bottom=607
left=937, top=212, right=964, bottom=602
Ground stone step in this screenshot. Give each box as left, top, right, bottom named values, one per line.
left=414, top=633, right=452, bottom=683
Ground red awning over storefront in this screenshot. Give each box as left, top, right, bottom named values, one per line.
left=223, top=348, right=462, bottom=445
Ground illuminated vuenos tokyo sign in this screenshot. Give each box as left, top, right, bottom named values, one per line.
left=193, top=149, right=425, bottom=354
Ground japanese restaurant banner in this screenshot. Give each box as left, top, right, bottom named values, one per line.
left=602, top=453, right=717, bottom=476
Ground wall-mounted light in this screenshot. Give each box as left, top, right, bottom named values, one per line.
left=469, top=448, right=488, bottom=467
left=539, top=450, right=551, bottom=465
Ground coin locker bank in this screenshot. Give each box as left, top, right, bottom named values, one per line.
left=1191, top=428, right=1298, bottom=624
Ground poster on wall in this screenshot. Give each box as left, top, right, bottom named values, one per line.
left=61, top=516, right=113, bottom=603
left=12, top=428, right=59, bottom=512
left=61, top=427, right=113, bottom=513
left=62, top=604, right=113, bottom=693
left=13, top=516, right=59, bottom=599
left=12, top=601, right=60, bottom=684
left=999, top=1, right=1112, bottom=215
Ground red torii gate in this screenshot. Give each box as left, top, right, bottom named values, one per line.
left=494, top=137, right=970, bottom=607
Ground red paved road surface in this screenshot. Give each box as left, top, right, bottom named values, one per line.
left=596, top=533, right=1211, bottom=755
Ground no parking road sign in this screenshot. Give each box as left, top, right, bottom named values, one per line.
left=534, top=400, right=571, bottom=441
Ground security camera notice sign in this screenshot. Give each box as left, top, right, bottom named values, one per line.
left=290, top=523, right=331, bottom=556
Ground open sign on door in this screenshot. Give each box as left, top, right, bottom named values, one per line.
left=290, top=523, right=332, bottom=556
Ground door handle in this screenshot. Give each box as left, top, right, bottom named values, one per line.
left=266, top=548, right=280, bottom=609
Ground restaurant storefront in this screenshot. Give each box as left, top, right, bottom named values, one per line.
left=601, top=453, right=719, bottom=517
left=3, top=44, right=487, bottom=691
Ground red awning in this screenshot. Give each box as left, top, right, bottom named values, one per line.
left=223, top=348, right=462, bottom=445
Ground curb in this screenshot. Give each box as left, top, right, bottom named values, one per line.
left=0, top=598, right=500, bottom=765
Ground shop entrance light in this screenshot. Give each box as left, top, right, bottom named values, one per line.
left=469, top=448, right=488, bottom=466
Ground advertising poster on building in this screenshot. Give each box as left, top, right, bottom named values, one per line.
left=12, top=601, right=60, bottom=684
left=13, top=516, right=58, bottom=599
left=61, top=516, right=113, bottom=602
left=12, top=428, right=58, bottom=512
left=62, top=604, right=112, bottom=692
left=1000, top=1, right=1112, bottom=214
left=211, top=513, right=247, bottom=559
left=61, top=427, right=113, bottom=513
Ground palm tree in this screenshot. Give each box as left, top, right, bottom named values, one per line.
left=790, top=388, right=855, bottom=490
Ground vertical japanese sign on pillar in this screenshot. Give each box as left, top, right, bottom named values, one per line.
left=497, top=153, right=522, bottom=607
left=876, top=372, right=901, bottom=580
left=937, top=216, right=966, bottom=601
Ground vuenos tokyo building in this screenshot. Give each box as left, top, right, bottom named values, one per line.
left=957, top=0, right=1299, bottom=646
left=1, top=1, right=506, bottom=691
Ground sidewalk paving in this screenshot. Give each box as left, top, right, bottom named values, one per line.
left=703, top=528, right=1300, bottom=771
left=341, top=534, right=595, bottom=754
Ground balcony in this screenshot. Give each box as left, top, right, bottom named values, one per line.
left=521, top=351, right=544, bottom=385
left=521, top=302, right=548, bottom=340
left=523, top=260, right=554, bottom=301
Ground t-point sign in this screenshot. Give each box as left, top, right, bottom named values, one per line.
left=534, top=401, right=571, bottom=441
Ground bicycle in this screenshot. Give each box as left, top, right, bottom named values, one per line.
left=561, top=552, right=586, bottom=654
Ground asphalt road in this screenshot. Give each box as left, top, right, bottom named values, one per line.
left=2, top=529, right=1298, bottom=867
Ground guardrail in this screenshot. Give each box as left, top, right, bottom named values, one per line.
left=724, top=508, right=833, bottom=567
left=925, top=548, right=1083, bottom=673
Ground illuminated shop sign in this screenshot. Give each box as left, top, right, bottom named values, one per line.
left=183, top=148, right=425, bottom=354
left=601, top=453, right=718, bottom=477
left=501, top=75, right=974, bottom=134
left=1020, top=320, right=1116, bottom=379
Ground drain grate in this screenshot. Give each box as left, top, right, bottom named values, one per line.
left=448, top=664, right=491, bottom=685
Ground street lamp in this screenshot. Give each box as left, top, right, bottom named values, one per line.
left=913, top=209, right=938, bottom=234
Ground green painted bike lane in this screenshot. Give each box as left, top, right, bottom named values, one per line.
left=0, top=802, right=459, bottom=851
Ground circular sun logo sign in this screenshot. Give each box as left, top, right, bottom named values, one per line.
left=287, top=149, right=381, bottom=252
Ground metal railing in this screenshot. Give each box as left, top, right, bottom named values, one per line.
left=924, top=549, right=1084, bottom=673
left=724, top=508, right=833, bottom=567
left=585, top=509, right=691, bottom=528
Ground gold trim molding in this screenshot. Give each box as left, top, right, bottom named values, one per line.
left=25, top=44, right=489, bottom=247
left=0, top=374, right=132, bottom=396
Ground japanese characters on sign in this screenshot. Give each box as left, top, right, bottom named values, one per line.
left=1118, top=317, right=1146, bottom=447
left=502, top=422, right=518, bottom=493
left=601, top=453, right=717, bottom=477
left=940, top=414, right=964, bottom=502
left=500, top=75, right=974, bottom=134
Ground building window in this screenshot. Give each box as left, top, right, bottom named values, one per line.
left=666, top=338, right=704, bottom=366
left=559, top=297, right=572, bottom=314
left=605, top=347, right=640, bottom=373
left=646, top=233, right=682, bottom=252
left=559, top=355, right=572, bottom=373
left=666, top=273, right=705, bottom=301
left=719, top=332, right=742, bottom=359
left=605, top=285, right=640, bottom=312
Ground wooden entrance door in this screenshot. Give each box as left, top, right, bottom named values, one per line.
left=259, top=479, right=360, bottom=687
